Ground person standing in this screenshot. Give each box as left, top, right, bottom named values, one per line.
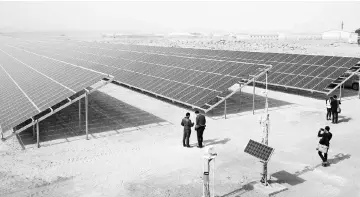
left=330, top=95, right=341, bottom=124
left=181, top=112, right=194, bottom=148
left=195, top=110, right=206, bottom=148
left=317, top=126, right=332, bottom=166
left=326, top=97, right=332, bottom=120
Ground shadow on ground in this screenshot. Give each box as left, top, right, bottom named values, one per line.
left=269, top=153, right=351, bottom=187
left=271, top=170, right=306, bottom=186
left=203, top=138, right=231, bottom=146
left=290, top=153, right=351, bottom=177
left=18, top=91, right=167, bottom=146
left=338, top=116, right=352, bottom=123
left=207, top=91, right=292, bottom=117
left=217, top=181, right=256, bottom=197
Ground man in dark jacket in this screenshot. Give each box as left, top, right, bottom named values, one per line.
left=317, top=126, right=332, bottom=166
left=330, top=95, right=341, bottom=124
left=181, top=112, right=194, bottom=147
left=195, top=110, right=206, bottom=148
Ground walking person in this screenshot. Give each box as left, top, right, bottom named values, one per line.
left=326, top=97, right=332, bottom=120
left=181, top=112, right=194, bottom=148
left=317, top=126, right=332, bottom=166
left=330, top=95, right=341, bottom=124
left=195, top=110, right=206, bottom=148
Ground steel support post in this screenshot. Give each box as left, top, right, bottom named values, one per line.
left=253, top=78, right=255, bottom=115
left=339, top=84, right=342, bottom=101
left=33, top=124, right=36, bottom=138
left=358, top=74, right=360, bottom=99
left=265, top=71, right=269, bottom=115
left=224, top=99, right=227, bottom=119
left=85, top=93, right=89, bottom=140
left=239, top=89, right=241, bottom=112
left=36, top=121, right=40, bottom=148
left=79, top=99, right=81, bottom=133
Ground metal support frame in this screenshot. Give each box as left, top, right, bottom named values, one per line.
left=239, top=89, right=241, bottom=112
left=32, top=124, right=36, bottom=138
left=1, top=76, right=114, bottom=142
left=224, top=99, right=227, bottom=119
left=266, top=71, right=269, bottom=115
left=79, top=99, right=81, bottom=133
left=85, top=91, right=89, bottom=140
left=36, top=121, right=40, bottom=148
left=358, top=73, right=360, bottom=99
left=327, top=68, right=360, bottom=96
left=339, top=84, right=342, bottom=101
left=253, top=78, right=255, bottom=115
left=3, top=94, right=86, bottom=141
left=205, top=65, right=273, bottom=113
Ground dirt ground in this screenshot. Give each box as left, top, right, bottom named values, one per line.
left=1, top=82, right=360, bottom=197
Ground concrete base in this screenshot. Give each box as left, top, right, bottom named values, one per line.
left=253, top=181, right=288, bottom=196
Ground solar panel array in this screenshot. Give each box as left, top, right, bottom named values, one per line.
left=244, top=139, right=274, bottom=162
left=0, top=38, right=108, bottom=132
left=106, top=44, right=360, bottom=94
left=12, top=40, right=269, bottom=112
left=2, top=37, right=359, bottom=131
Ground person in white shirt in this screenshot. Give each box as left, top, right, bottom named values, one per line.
left=326, top=97, right=332, bottom=120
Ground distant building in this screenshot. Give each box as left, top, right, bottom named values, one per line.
left=322, top=30, right=350, bottom=40
left=322, top=30, right=359, bottom=44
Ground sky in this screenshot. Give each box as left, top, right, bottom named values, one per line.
left=0, top=1, right=359, bottom=34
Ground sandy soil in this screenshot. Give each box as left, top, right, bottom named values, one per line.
left=104, top=37, right=360, bottom=57
left=1, top=82, right=359, bottom=197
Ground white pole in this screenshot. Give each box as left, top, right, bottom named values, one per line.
left=253, top=78, right=255, bottom=115
left=266, top=71, right=268, bottom=115
left=79, top=99, right=81, bottom=133
left=358, top=74, right=360, bottom=99
left=85, top=94, right=89, bottom=140
left=339, top=84, right=342, bottom=101
left=33, top=124, right=36, bottom=138
left=224, top=99, right=227, bottom=119
left=213, top=158, right=215, bottom=197
left=36, top=121, right=40, bottom=148
left=239, top=89, right=241, bottom=112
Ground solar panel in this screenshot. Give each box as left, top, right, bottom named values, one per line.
left=10, top=37, right=360, bottom=108
left=244, top=139, right=275, bottom=162
left=0, top=38, right=108, bottom=132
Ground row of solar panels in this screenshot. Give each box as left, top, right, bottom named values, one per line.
left=14, top=41, right=268, bottom=111
left=0, top=43, right=107, bottom=132
left=57, top=41, right=360, bottom=94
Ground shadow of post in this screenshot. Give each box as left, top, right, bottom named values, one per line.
left=217, top=181, right=256, bottom=197
left=201, top=138, right=231, bottom=146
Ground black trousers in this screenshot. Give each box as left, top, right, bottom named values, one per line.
left=196, top=126, right=205, bottom=147
left=332, top=111, right=338, bottom=123
left=183, top=130, right=191, bottom=146
left=318, top=151, right=328, bottom=162
left=326, top=108, right=331, bottom=120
